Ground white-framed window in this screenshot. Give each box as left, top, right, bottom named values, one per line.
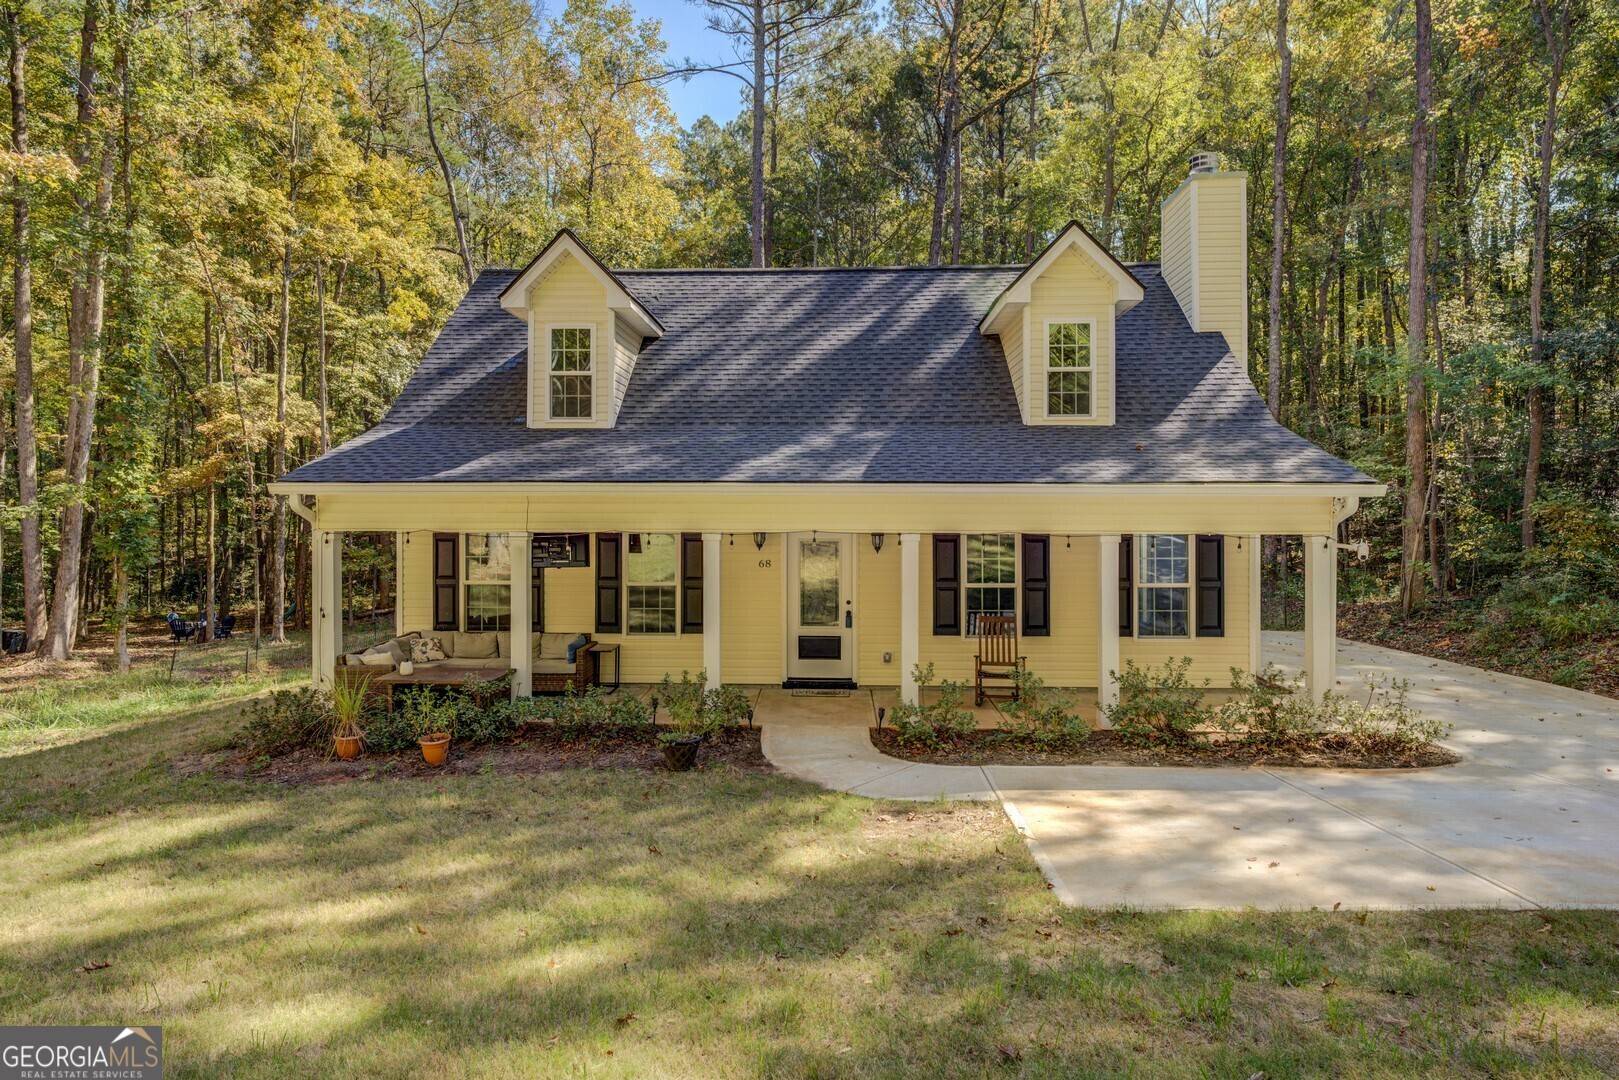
left=546, top=324, right=595, bottom=420
left=965, top=533, right=1017, bottom=635
left=626, top=532, right=677, bottom=634
left=464, top=533, right=512, bottom=631
left=1136, top=534, right=1190, bottom=637
left=1044, top=319, right=1094, bottom=418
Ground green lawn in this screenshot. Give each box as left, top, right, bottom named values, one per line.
left=1, top=682, right=1616, bottom=1077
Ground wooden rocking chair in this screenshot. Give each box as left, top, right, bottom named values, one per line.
left=973, top=615, right=1024, bottom=706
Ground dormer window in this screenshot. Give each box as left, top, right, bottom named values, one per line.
left=1044, top=320, right=1094, bottom=418
left=547, top=325, right=595, bottom=420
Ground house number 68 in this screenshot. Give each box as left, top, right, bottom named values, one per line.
left=758, top=558, right=772, bottom=568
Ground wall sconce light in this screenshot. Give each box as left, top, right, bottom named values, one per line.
left=753, top=532, right=767, bottom=550
left=871, top=533, right=885, bottom=553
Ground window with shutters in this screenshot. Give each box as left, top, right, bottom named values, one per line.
left=626, top=532, right=677, bottom=633
left=965, top=533, right=1017, bottom=635
left=464, top=533, right=512, bottom=631
left=1136, top=534, right=1190, bottom=637
left=1043, top=320, right=1094, bottom=418
left=546, top=325, right=594, bottom=420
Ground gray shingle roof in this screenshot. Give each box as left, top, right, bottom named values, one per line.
left=282, top=264, right=1375, bottom=486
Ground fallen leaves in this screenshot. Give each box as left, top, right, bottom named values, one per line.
left=80, top=959, right=111, bottom=973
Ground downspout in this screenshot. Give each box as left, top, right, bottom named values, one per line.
left=286, top=493, right=316, bottom=527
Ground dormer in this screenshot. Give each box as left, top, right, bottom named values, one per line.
left=979, top=222, right=1144, bottom=426
left=499, top=230, right=664, bottom=429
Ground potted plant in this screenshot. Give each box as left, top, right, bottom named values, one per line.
left=656, top=670, right=707, bottom=771
left=400, top=689, right=456, bottom=766
left=329, top=676, right=369, bottom=760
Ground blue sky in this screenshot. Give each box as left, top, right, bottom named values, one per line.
left=623, top=0, right=748, bottom=128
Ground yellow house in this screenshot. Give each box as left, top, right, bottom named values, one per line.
left=271, top=154, right=1382, bottom=710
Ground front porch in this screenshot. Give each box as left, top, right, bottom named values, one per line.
left=287, top=505, right=1348, bottom=710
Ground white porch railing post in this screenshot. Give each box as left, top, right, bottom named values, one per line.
left=1096, top=534, right=1121, bottom=724
left=1303, top=534, right=1336, bottom=702
left=899, top=533, right=920, bottom=705
left=315, top=530, right=341, bottom=690
left=702, top=533, right=722, bottom=686
left=310, top=528, right=326, bottom=688
left=509, top=532, right=532, bottom=699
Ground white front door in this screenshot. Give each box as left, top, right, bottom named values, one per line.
left=786, top=532, right=855, bottom=682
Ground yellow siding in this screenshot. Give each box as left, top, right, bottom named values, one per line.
left=1159, top=172, right=1248, bottom=364
left=398, top=531, right=434, bottom=632
left=611, top=313, right=641, bottom=424
left=856, top=540, right=901, bottom=685
left=526, top=252, right=611, bottom=427
left=722, top=535, right=782, bottom=683
left=1028, top=248, right=1115, bottom=425
left=1194, top=174, right=1249, bottom=365
left=539, top=552, right=702, bottom=682
left=312, top=488, right=1348, bottom=537
left=1161, top=184, right=1194, bottom=315
left=1120, top=533, right=1253, bottom=687
left=387, top=528, right=1256, bottom=689
left=997, top=313, right=1026, bottom=421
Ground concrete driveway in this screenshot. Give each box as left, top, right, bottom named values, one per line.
left=760, top=634, right=1619, bottom=909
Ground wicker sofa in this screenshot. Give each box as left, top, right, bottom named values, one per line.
left=335, top=629, right=596, bottom=696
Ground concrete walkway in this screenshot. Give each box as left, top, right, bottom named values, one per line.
left=759, top=635, right=1619, bottom=909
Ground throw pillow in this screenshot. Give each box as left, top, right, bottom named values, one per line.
left=356, top=652, right=395, bottom=668
left=411, top=637, right=447, bottom=663
left=566, top=634, right=589, bottom=663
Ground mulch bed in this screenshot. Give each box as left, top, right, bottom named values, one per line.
left=190, top=725, right=771, bottom=785
left=871, top=728, right=1459, bottom=770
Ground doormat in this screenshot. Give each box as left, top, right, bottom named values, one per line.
left=790, top=689, right=851, bottom=697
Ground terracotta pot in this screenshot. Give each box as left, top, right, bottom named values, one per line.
left=419, top=734, right=451, bottom=767
left=334, top=734, right=363, bottom=761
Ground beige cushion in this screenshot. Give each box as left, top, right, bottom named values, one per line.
left=534, top=657, right=577, bottom=675
left=364, top=639, right=408, bottom=666
left=354, top=652, right=395, bottom=669
left=538, top=632, right=573, bottom=660
left=453, top=632, right=498, bottom=659
left=495, top=631, right=511, bottom=658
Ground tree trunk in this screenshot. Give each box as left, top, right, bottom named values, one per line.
left=45, top=1, right=118, bottom=660
left=270, top=244, right=290, bottom=644
left=1520, top=0, right=1570, bottom=551
left=749, top=0, right=766, bottom=267
left=928, top=4, right=962, bottom=267
left=114, top=555, right=129, bottom=673
left=415, top=9, right=473, bottom=286
left=1399, top=0, right=1433, bottom=615
left=6, top=12, right=45, bottom=649
left=317, top=261, right=330, bottom=453
left=1266, top=0, right=1291, bottom=422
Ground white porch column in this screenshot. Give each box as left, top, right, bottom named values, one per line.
left=310, top=529, right=326, bottom=688
left=702, top=533, right=722, bottom=686
left=509, top=532, right=532, bottom=699
left=1303, top=534, right=1337, bottom=702
left=314, top=529, right=341, bottom=689
left=899, top=532, right=920, bottom=705
left=1247, top=534, right=1263, bottom=676
left=1096, top=534, right=1121, bottom=722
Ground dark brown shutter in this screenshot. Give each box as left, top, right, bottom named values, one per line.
left=595, top=533, right=622, bottom=633
left=1021, top=535, right=1051, bottom=636
left=932, top=534, right=961, bottom=636
left=432, top=533, right=458, bottom=631
left=679, top=534, right=704, bottom=633
left=1119, top=535, right=1133, bottom=637
left=1195, top=535, right=1225, bottom=637
left=532, top=569, right=545, bottom=633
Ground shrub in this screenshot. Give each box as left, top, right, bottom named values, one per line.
left=361, top=707, right=420, bottom=753
left=552, top=688, right=652, bottom=741
left=1000, top=668, right=1089, bottom=749
left=397, top=687, right=464, bottom=741
left=1105, top=657, right=1212, bottom=748
left=456, top=696, right=536, bottom=745
left=888, top=663, right=974, bottom=747
left=1214, top=668, right=1449, bottom=755
left=237, top=688, right=328, bottom=757
left=655, top=671, right=745, bottom=739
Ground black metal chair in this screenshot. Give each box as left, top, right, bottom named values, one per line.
left=166, top=613, right=196, bottom=643
left=215, top=614, right=236, bottom=639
